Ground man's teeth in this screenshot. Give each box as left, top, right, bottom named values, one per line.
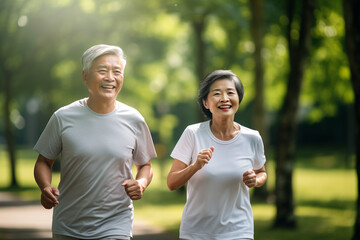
left=219, top=106, right=231, bottom=109
left=102, top=86, right=115, bottom=89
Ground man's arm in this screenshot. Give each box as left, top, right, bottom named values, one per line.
left=122, top=160, right=153, bottom=200
left=34, top=154, right=59, bottom=209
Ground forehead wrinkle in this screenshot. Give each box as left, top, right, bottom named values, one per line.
left=95, top=64, right=122, bottom=70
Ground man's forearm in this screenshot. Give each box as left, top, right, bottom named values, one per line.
left=135, top=161, right=153, bottom=190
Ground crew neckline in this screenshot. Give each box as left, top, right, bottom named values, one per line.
left=206, top=120, right=241, bottom=144
left=82, top=98, right=119, bottom=117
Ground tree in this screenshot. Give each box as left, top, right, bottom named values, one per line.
left=0, top=0, right=29, bottom=187
left=274, top=0, right=314, bottom=228
left=343, top=0, right=360, bottom=239
left=0, top=0, right=179, bottom=187
left=250, top=0, right=269, bottom=201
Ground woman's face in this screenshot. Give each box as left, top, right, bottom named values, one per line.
left=202, top=78, right=239, bottom=119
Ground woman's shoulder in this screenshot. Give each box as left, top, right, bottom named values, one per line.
left=185, top=121, right=209, bottom=133
left=239, top=124, right=262, bottom=140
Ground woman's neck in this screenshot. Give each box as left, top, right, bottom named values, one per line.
left=210, top=117, right=240, bottom=141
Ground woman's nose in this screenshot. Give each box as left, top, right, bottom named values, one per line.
left=220, top=93, right=229, bottom=101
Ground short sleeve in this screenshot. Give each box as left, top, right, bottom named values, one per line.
left=33, top=113, right=62, bottom=160
left=170, top=127, right=195, bottom=165
left=253, top=132, right=266, bottom=170
left=133, top=120, right=157, bottom=165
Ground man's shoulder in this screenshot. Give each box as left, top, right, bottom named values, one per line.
left=55, top=99, right=86, bottom=115
left=116, top=101, right=145, bottom=121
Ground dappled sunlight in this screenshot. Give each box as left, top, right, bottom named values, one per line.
left=0, top=0, right=359, bottom=238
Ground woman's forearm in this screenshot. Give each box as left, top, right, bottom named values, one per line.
left=167, top=161, right=199, bottom=191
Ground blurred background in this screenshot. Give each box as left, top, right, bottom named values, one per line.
left=0, top=0, right=359, bottom=239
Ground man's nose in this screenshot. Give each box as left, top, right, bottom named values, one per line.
left=105, top=71, right=115, bottom=81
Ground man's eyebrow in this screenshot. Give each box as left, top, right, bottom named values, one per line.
left=96, top=65, right=107, bottom=69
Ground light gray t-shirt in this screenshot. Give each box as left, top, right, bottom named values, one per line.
left=171, top=121, right=266, bottom=240
left=34, top=99, right=157, bottom=239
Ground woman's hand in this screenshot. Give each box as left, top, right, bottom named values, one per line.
left=243, top=170, right=257, bottom=188
left=243, top=166, right=267, bottom=188
left=193, top=146, right=214, bottom=170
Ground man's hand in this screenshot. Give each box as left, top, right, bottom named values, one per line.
left=41, top=186, right=59, bottom=209
left=122, top=179, right=146, bottom=200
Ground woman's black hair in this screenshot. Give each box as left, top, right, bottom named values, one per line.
left=197, top=69, right=244, bottom=119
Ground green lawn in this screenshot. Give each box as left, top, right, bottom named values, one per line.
left=0, top=146, right=357, bottom=239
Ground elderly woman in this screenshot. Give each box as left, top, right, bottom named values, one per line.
left=34, top=44, right=157, bottom=240
left=167, top=70, right=267, bottom=240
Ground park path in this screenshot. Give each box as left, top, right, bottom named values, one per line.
left=0, top=192, right=177, bottom=240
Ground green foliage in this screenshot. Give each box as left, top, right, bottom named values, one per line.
left=0, top=0, right=355, bottom=174
left=302, top=1, right=352, bottom=123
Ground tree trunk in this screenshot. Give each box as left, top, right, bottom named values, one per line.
left=2, top=68, right=18, bottom=187
left=343, top=0, right=360, bottom=239
left=250, top=0, right=269, bottom=201
left=0, top=0, right=20, bottom=188
left=192, top=16, right=207, bottom=122
left=274, top=0, right=313, bottom=228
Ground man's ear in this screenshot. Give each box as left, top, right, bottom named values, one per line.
left=82, top=70, right=87, bottom=85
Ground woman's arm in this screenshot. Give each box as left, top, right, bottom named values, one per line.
left=243, top=165, right=267, bottom=188
left=167, top=159, right=196, bottom=191
left=167, top=147, right=214, bottom=191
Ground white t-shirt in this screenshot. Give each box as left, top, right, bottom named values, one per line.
left=171, top=121, right=266, bottom=240
left=34, top=99, right=157, bottom=239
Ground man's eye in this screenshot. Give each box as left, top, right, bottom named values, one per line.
left=114, top=71, right=122, bottom=75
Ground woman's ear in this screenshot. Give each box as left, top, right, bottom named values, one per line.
left=202, top=99, right=209, bottom=109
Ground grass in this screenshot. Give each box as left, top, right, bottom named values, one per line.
left=0, top=146, right=357, bottom=239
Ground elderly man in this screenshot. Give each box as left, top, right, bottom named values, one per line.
left=34, top=44, right=157, bottom=240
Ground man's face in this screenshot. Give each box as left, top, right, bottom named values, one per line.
left=82, top=54, right=124, bottom=102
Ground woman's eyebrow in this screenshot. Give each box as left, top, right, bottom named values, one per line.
left=211, top=88, right=221, bottom=92
left=211, top=87, right=235, bottom=92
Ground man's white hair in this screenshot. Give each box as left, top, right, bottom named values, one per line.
left=82, top=44, right=127, bottom=73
